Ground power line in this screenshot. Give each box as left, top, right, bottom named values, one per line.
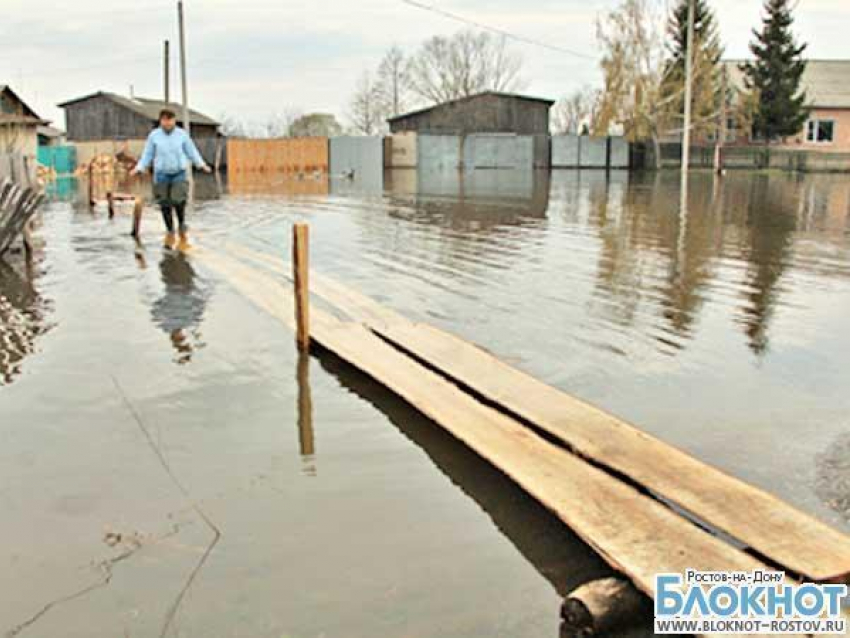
left=397, top=0, right=597, bottom=61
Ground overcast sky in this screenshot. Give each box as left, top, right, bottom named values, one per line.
left=2, top=0, right=847, bottom=129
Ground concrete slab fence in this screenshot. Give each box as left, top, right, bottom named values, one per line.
left=551, top=135, right=630, bottom=169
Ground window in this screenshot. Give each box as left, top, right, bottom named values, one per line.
left=806, top=119, right=835, bottom=143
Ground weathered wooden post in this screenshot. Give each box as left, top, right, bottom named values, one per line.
left=106, top=191, right=115, bottom=219
left=560, top=577, right=645, bottom=637
left=87, top=161, right=95, bottom=208
left=131, top=197, right=144, bottom=238
left=292, top=223, right=310, bottom=351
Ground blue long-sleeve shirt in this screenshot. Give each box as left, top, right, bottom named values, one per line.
left=135, top=127, right=206, bottom=175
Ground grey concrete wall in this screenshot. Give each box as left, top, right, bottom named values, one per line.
left=463, top=134, right=533, bottom=169
left=552, top=136, right=628, bottom=168
left=609, top=137, right=629, bottom=168
left=552, top=135, right=580, bottom=167
left=329, top=136, right=384, bottom=192
left=580, top=137, right=608, bottom=168
left=418, top=134, right=462, bottom=169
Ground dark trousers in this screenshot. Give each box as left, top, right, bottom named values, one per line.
left=153, top=171, right=189, bottom=234
left=160, top=203, right=187, bottom=233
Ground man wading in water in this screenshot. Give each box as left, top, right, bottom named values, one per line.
left=132, top=109, right=211, bottom=247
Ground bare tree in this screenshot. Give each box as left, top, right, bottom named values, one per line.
left=407, top=30, right=525, bottom=104
left=552, top=86, right=600, bottom=135
left=262, top=107, right=302, bottom=138
left=375, top=46, right=412, bottom=118
left=594, top=0, right=669, bottom=166
left=218, top=114, right=248, bottom=138
left=219, top=108, right=303, bottom=138
left=348, top=71, right=383, bottom=135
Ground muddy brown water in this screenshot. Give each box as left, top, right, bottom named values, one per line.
left=1, top=169, right=849, bottom=637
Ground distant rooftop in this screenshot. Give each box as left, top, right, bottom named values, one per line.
left=0, top=84, right=49, bottom=125
left=388, top=91, right=555, bottom=123
left=723, top=59, right=850, bottom=109
left=57, top=92, right=219, bottom=126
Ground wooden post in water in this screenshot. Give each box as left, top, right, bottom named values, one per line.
left=292, top=223, right=310, bottom=351
left=87, top=161, right=95, bottom=208
left=106, top=191, right=115, bottom=219
left=131, top=197, right=144, bottom=238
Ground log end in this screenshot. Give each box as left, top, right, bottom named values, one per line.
left=560, top=577, right=646, bottom=636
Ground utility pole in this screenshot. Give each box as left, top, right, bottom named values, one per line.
left=680, top=0, right=695, bottom=207
left=163, top=40, right=171, bottom=103
left=714, top=65, right=728, bottom=175
left=178, top=1, right=190, bottom=135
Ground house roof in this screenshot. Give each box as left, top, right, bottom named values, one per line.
left=0, top=114, right=48, bottom=126
left=723, top=59, right=850, bottom=109
left=37, top=124, right=65, bottom=138
left=387, top=91, right=555, bottom=123
left=0, top=85, right=48, bottom=124
left=57, top=91, right=220, bottom=126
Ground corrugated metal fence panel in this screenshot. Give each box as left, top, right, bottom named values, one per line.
left=463, top=134, right=534, bottom=169
left=418, top=135, right=462, bottom=169
left=552, top=135, right=580, bottom=167
left=329, top=136, right=384, bottom=194
left=533, top=134, right=550, bottom=168
left=609, top=137, right=629, bottom=169
left=329, top=136, right=383, bottom=174
left=37, top=145, right=77, bottom=174
left=227, top=138, right=329, bottom=177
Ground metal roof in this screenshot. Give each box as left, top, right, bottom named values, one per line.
left=388, top=91, right=555, bottom=123
left=724, top=60, right=850, bottom=109
left=57, top=91, right=220, bottom=126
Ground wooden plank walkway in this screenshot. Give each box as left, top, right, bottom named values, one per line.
left=196, top=248, right=810, bottom=635
left=224, top=243, right=850, bottom=585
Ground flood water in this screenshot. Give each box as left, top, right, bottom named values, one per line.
left=2, top=168, right=850, bottom=637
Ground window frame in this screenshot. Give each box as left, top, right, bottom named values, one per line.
left=805, top=118, right=836, bottom=144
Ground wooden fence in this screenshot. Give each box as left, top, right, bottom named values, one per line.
left=226, top=138, right=329, bottom=178
left=0, top=151, right=35, bottom=186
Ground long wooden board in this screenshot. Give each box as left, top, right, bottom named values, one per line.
left=224, top=243, right=850, bottom=584
left=198, top=249, right=778, bottom=598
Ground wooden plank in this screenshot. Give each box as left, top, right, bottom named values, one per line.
left=224, top=243, right=850, bottom=583
left=196, top=249, right=780, bottom=601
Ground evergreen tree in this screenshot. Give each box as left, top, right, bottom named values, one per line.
left=742, top=0, right=808, bottom=142
left=660, top=0, right=724, bottom=137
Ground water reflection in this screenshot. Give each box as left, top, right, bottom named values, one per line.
left=314, top=348, right=659, bottom=635
left=315, top=349, right=612, bottom=594
left=150, top=251, right=210, bottom=364
left=0, top=260, right=52, bottom=385
left=579, top=171, right=850, bottom=357
left=227, top=173, right=329, bottom=197
left=296, top=352, right=316, bottom=475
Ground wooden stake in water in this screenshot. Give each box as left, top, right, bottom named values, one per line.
left=292, top=223, right=310, bottom=351
left=131, top=197, right=144, bottom=238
